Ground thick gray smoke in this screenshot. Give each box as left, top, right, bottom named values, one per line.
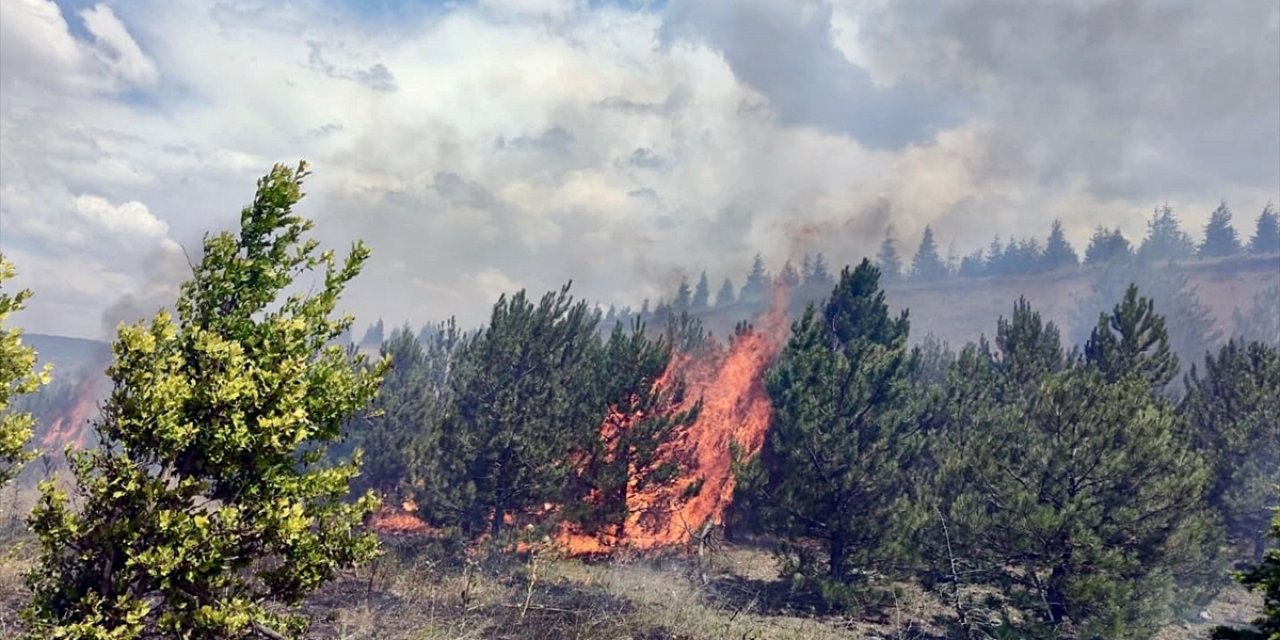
left=0, top=0, right=1276, bottom=336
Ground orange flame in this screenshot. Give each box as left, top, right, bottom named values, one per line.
left=40, top=373, right=102, bottom=451
left=557, top=287, right=791, bottom=554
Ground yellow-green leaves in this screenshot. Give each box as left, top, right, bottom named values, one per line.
left=25, top=163, right=386, bottom=639
left=0, top=255, right=50, bottom=487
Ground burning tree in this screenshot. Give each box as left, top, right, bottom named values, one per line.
left=419, top=284, right=603, bottom=537
left=565, top=319, right=699, bottom=541
left=0, top=256, right=50, bottom=487
left=24, top=163, right=388, bottom=639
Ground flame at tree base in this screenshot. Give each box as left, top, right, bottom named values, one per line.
left=556, top=289, right=789, bottom=555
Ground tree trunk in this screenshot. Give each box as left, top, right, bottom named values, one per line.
left=1046, top=564, right=1069, bottom=624
left=829, top=538, right=847, bottom=580
left=492, top=504, right=505, bottom=537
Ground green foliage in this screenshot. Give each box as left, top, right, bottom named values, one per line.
left=1181, top=340, right=1280, bottom=560
left=0, top=256, right=50, bottom=487
left=1084, top=226, right=1132, bottom=265
left=930, top=298, right=1218, bottom=638
left=776, top=260, right=801, bottom=289
left=739, top=254, right=771, bottom=306
left=737, top=259, right=923, bottom=584
left=422, top=284, right=601, bottom=536
left=798, top=253, right=837, bottom=300
left=24, top=163, right=387, bottom=639
left=996, top=297, right=1067, bottom=393
left=877, top=229, right=903, bottom=284
left=1041, top=219, right=1079, bottom=271
left=1139, top=204, right=1196, bottom=262
left=909, top=334, right=955, bottom=389
left=673, top=276, right=692, bottom=311
left=1084, top=283, right=1180, bottom=391
left=566, top=319, right=698, bottom=537
left=937, top=365, right=1215, bottom=638
left=691, top=271, right=710, bottom=309
left=1073, top=263, right=1220, bottom=386
left=1213, top=507, right=1280, bottom=640
left=1201, top=202, right=1244, bottom=258
left=346, top=320, right=467, bottom=501
left=1250, top=203, right=1280, bottom=255
left=715, top=277, right=736, bottom=307
left=662, top=310, right=713, bottom=357
left=910, top=226, right=947, bottom=283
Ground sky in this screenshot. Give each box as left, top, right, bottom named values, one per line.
left=1, top=0, right=1277, bottom=339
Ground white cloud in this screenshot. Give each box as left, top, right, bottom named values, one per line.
left=0, top=0, right=1275, bottom=339
left=73, top=195, right=170, bottom=244
left=0, top=0, right=158, bottom=93
left=80, top=4, right=160, bottom=87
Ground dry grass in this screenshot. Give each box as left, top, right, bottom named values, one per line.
left=0, top=531, right=1262, bottom=639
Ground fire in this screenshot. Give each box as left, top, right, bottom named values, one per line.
left=557, top=287, right=791, bottom=554
left=40, top=373, right=103, bottom=451
left=369, top=504, right=433, bottom=536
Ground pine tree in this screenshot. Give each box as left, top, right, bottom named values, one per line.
left=995, top=297, right=1067, bottom=393
left=1249, top=202, right=1280, bottom=255
left=1072, top=263, right=1219, bottom=386
left=944, top=242, right=962, bottom=278
left=736, top=259, right=922, bottom=583
left=25, top=163, right=387, bottom=638
left=808, top=253, right=834, bottom=289
left=673, top=276, right=692, bottom=311
left=777, top=260, right=801, bottom=289
left=568, top=319, right=698, bottom=538
left=1213, top=506, right=1280, bottom=640
left=1201, top=201, right=1244, bottom=258
left=1138, top=204, right=1195, bottom=262
left=402, top=319, right=471, bottom=525
left=1002, top=237, right=1044, bottom=274
left=346, top=325, right=429, bottom=499
left=0, top=257, right=50, bottom=487
left=937, top=366, right=1214, bottom=637
left=1041, top=219, right=1079, bottom=271
left=1084, top=284, right=1179, bottom=390
left=911, top=333, right=956, bottom=389
left=958, top=250, right=985, bottom=278
left=739, top=254, right=771, bottom=305
left=691, top=271, right=710, bottom=309
left=985, top=235, right=1006, bottom=274
left=1084, top=226, right=1132, bottom=265
left=431, top=284, right=602, bottom=536
left=715, top=277, right=736, bottom=307
left=1180, top=340, right=1280, bottom=561
left=877, top=228, right=903, bottom=283
left=360, top=318, right=385, bottom=348
left=910, top=226, right=948, bottom=283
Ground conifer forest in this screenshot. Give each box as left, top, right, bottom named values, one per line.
left=1, top=2, right=1278, bottom=639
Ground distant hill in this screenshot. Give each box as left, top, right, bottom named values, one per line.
left=885, top=253, right=1280, bottom=349
left=688, top=253, right=1279, bottom=353
left=25, top=333, right=111, bottom=378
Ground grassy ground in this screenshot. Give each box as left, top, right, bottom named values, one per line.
left=0, top=529, right=1260, bottom=639
left=300, top=538, right=951, bottom=640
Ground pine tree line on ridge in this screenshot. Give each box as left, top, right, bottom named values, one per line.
left=0, top=166, right=1275, bottom=639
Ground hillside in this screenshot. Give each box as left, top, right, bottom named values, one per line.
left=885, top=254, right=1280, bottom=348
left=24, top=333, right=110, bottom=378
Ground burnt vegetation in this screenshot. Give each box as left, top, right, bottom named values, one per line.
left=1, top=166, right=1278, bottom=639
